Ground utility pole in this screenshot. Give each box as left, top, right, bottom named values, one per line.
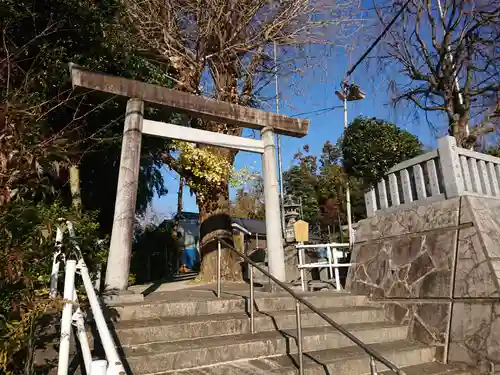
left=274, top=41, right=286, bottom=236
left=342, top=83, right=353, bottom=246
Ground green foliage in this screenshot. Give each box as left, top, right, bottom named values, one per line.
left=0, top=296, right=56, bottom=375
left=230, top=176, right=265, bottom=220
left=0, top=0, right=178, bottom=372
left=284, top=120, right=420, bottom=240
left=342, top=117, right=422, bottom=186
left=1, top=0, right=173, bottom=230
left=0, top=201, right=105, bottom=374
left=283, top=144, right=366, bottom=240
left=484, top=145, right=500, bottom=158
left=283, top=146, right=321, bottom=224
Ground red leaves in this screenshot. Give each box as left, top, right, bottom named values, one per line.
left=3, top=251, right=23, bottom=283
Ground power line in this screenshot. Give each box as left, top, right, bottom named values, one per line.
left=290, top=105, right=344, bottom=118
left=345, top=0, right=411, bottom=79
left=288, top=1, right=411, bottom=119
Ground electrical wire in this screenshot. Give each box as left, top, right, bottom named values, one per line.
left=345, top=0, right=411, bottom=79
left=289, top=105, right=344, bottom=118
left=287, top=1, right=411, bottom=119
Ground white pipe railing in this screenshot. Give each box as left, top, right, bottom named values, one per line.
left=72, top=290, right=92, bottom=374
left=295, top=243, right=351, bottom=292
left=50, top=225, right=65, bottom=298
left=58, top=260, right=77, bottom=375
left=51, top=220, right=126, bottom=375
left=78, top=259, right=125, bottom=375
left=365, top=136, right=500, bottom=217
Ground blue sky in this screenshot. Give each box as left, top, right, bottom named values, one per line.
left=151, top=11, right=449, bottom=218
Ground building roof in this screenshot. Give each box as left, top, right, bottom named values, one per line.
left=231, top=218, right=267, bottom=236
left=173, top=211, right=200, bottom=222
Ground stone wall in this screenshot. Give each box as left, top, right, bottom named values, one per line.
left=346, top=196, right=500, bottom=370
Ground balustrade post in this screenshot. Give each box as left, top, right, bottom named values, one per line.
left=364, top=189, right=377, bottom=217
left=437, top=136, right=465, bottom=198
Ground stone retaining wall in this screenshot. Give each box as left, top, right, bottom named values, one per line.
left=346, top=196, right=500, bottom=370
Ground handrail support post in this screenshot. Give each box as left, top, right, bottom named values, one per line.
left=296, top=300, right=304, bottom=375
left=370, top=356, right=378, bottom=375
left=249, top=264, right=255, bottom=334
left=217, top=240, right=222, bottom=298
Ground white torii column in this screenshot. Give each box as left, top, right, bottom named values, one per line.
left=261, top=127, right=286, bottom=282
left=105, top=98, right=144, bottom=292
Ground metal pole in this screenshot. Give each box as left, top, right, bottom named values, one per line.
left=50, top=224, right=64, bottom=298
left=217, top=240, right=222, bottom=298
left=343, top=94, right=353, bottom=247
left=274, top=41, right=286, bottom=236
left=249, top=264, right=255, bottom=334
left=90, top=360, right=108, bottom=375
left=261, top=126, right=286, bottom=282
left=50, top=254, right=61, bottom=299
left=370, top=356, right=378, bottom=375
left=296, top=301, right=304, bottom=375
left=72, top=291, right=92, bottom=375
left=58, top=260, right=77, bottom=375
left=106, top=98, right=144, bottom=291
left=297, top=243, right=306, bottom=291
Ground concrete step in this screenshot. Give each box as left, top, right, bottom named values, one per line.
left=113, top=306, right=386, bottom=345
left=154, top=340, right=439, bottom=374
left=108, top=291, right=369, bottom=321
left=377, top=362, right=472, bottom=374
left=123, top=322, right=408, bottom=374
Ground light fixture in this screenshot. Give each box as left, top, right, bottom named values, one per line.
left=335, top=83, right=366, bottom=102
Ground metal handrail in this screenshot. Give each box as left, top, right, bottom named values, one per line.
left=51, top=220, right=126, bottom=375
left=216, top=237, right=406, bottom=375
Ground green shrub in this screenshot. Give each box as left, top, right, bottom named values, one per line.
left=342, top=117, right=422, bottom=187
left=0, top=201, right=105, bottom=375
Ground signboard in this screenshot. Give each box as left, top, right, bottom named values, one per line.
left=293, top=220, right=309, bottom=243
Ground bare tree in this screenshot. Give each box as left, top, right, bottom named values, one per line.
left=124, top=0, right=361, bottom=280
left=373, top=0, right=499, bottom=147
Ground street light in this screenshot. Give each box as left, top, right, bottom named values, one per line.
left=335, top=82, right=366, bottom=247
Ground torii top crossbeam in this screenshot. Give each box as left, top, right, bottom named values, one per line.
left=69, top=64, right=309, bottom=138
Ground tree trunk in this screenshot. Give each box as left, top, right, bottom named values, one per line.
left=448, top=109, right=475, bottom=149
left=447, top=88, right=472, bottom=148
left=196, top=180, right=242, bottom=282
left=177, top=177, right=183, bottom=217
left=69, top=164, right=81, bottom=210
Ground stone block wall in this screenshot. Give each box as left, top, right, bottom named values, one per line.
left=346, top=196, right=500, bottom=370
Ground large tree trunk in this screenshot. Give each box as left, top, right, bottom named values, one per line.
left=449, top=105, right=473, bottom=148
left=197, top=185, right=242, bottom=282
left=196, top=147, right=242, bottom=282
left=165, top=57, right=243, bottom=282
left=69, top=164, right=82, bottom=210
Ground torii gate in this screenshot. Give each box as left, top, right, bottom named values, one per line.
left=69, top=64, right=310, bottom=292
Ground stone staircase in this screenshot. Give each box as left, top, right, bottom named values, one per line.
left=104, top=284, right=472, bottom=375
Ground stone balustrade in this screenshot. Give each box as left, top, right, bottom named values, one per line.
left=365, top=136, right=500, bottom=217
